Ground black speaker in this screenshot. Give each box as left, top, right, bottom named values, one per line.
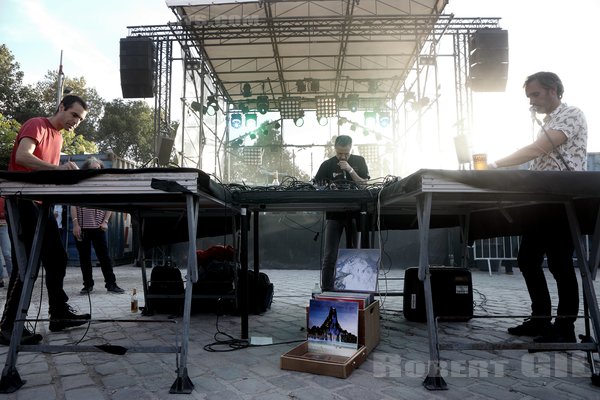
left=468, top=29, right=509, bottom=92
left=403, top=267, right=473, bottom=322
left=120, top=37, right=155, bottom=98
left=158, top=136, right=175, bottom=166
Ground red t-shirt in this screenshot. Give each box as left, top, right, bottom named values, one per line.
left=9, top=117, right=63, bottom=172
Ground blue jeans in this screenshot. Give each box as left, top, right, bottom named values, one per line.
left=0, top=224, right=12, bottom=278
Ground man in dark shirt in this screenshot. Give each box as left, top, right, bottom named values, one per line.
left=314, top=135, right=369, bottom=290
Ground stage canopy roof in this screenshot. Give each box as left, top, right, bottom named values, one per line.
left=166, top=0, right=448, bottom=112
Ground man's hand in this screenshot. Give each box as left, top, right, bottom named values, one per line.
left=57, top=161, right=79, bottom=170
left=338, top=160, right=353, bottom=172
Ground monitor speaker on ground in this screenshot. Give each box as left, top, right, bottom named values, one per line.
left=158, top=136, right=175, bottom=166
left=468, top=29, right=509, bottom=92
left=120, top=37, right=155, bottom=98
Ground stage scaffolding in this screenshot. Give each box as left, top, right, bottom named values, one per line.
left=126, top=14, right=501, bottom=180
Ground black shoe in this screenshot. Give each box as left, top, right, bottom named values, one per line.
left=106, top=284, right=125, bottom=294
left=0, top=328, right=43, bottom=346
left=508, top=318, right=552, bottom=337
left=49, top=306, right=91, bottom=332
left=534, top=324, right=577, bottom=344
left=80, top=286, right=93, bottom=295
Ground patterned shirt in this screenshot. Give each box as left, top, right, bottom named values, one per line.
left=74, top=207, right=108, bottom=229
left=530, top=103, right=587, bottom=171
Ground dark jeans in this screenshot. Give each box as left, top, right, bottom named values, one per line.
left=517, top=206, right=578, bottom=328
left=75, top=228, right=116, bottom=289
left=0, top=200, right=69, bottom=332
left=321, top=218, right=357, bottom=291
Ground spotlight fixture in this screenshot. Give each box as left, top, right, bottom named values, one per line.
left=190, top=101, right=203, bottom=114
left=294, top=117, right=304, bottom=127
left=347, top=94, right=359, bottom=112
left=309, top=79, right=319, bottom=92
left=239, top=102, right=249, bottom=114
left=245, top=113, right=257, bottom=128
left=206, top=95, right=219, bottom=116
left=316, top=96, right=337, bottom=122
left=256, top=95, right=269, bottom=114
left=243, top=147, right=263, bottom=165
left=378, top=112, right=390, bottom=128
left=278, top=97, right=303, bottom=119
left=358, top=144, right=379, bottom=167
left=318, top=116, right=328, bottom=126
left=230, top=113, right=242, bottom=129
left=242, top=83, right=252, bottom=97
left=296, top=80, right=306, bottom=93
left=364, top=111, right=377, bottom=127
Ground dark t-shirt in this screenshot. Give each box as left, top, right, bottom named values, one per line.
left=314, top=154, right=370, bottom=220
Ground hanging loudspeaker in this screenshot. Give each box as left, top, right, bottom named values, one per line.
left=158, top=136, right=175, bottom=166
left=120, top=37, right=155, bottom=98
left=468, top=29, right=509, bottom=92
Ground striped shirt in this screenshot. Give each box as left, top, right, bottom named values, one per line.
left=73, top=207, right=108, bottom=229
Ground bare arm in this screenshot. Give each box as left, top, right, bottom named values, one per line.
left=494, top=128, right=567, bottom=168
left=15, top=137, right=78, bottom=170
left=338, top=160, right=367, bottom=183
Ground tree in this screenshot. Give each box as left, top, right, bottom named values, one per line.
left=225, top=121, right=310, bottom=184
left=0, top=113, right=20, bottom=170
left=0, top=44, right=25, bottom=119
left=96, top=99, right=154, bottom=165
left=35, top=71, right=104, bottom=140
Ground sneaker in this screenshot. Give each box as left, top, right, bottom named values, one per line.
left=106, top=284, right=125, bottom=294
left=49, top=306, right=91, bottom=332
left=0, top=328, right=43, bottom=346
left=507, top=318, right=552, bottom=337
left=80, top=286, right=93, bottom=295
left=534, top=323, right=577, bottom=344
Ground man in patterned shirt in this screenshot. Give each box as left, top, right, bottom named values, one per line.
left=489, top=71, right=588, bottom=343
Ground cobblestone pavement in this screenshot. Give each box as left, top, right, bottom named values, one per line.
left=1, top=266, right=600, bottom=399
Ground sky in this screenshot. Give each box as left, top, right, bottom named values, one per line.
left=1, top=0, right=598, bottom=175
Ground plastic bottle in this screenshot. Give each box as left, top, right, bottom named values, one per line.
left=131, top=289, right=139, bottom=313
left=311, top=283, right=321, bottom=298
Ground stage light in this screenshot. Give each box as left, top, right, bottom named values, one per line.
left=368, top=80, right=378, bottom=94
left=239, top=102, right=249, bottom=114
left=296, top=80, right=306, bottom=93
left=256, top=95, right=269, bottom=114
left=310, top=79, right=320, bottom=92
left=190, top=101, right=203, bottom=113
left=378, top=112, right=390, bottom=128
left=318, top=116, right=328, bottom=126
left=242, top=83, right=252, bottom=97
left=316, top=96, right=337, bottom=123
left=294, top=117, right=304, bottom=127
left=350, top=123, right=357, bottom=131
left=278, top=97, right=303, bottom=119
left=243, top=147, right=263, bottom=165
left=347, top=94, right=359, bottom=112
left=358, top=144, right=379, bottom=167
left=206, top=95, right=219, bottom=116
left=364, top=111, right=376, bottom=127
left=230, top=113, right=242, bottom=129
left=245, top=113, right=257, bottom=128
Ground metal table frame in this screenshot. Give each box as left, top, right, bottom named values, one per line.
left=0, top=169, right=236, bottom=394
left=380, top=170, right=600, bottom=390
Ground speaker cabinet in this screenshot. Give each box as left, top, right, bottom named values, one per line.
left=468, top=29, right=509, bottom=92
left=158, top=136, right=175, bottom=166
left=403, top=267, right=473, bottom=322
left=120, top=37, right=155, bottom=98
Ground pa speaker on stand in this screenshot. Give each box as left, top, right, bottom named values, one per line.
left=468, top=29, right=509, bottom=92
left=120, top=37, right=156, bottom=98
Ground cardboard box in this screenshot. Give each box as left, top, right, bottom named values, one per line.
left=284, top=300, right=379, bottom=378
left=280, top=342, right=368, bottom=379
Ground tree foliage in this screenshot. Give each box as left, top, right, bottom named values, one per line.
left=0, top=44, right=25, bottom=120
left=0, top=113, right=20, bottom=170
left=96, top=99, right=154, bottom=165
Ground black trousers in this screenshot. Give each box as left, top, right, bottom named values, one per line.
left=75, top=228, right=116, bottom=289
left=517, top=206, right=579, bottom=327
left=0, top=200, right=69, bottom=332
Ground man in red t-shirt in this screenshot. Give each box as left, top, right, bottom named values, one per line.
left=0, top=95, right=91, bottom=346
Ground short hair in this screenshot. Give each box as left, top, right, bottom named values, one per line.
left=334, top=135, right=353, bottom=147
left=81, top=156, right=104, bottom=169
left=524, top=72, right=564, bottom=99
left=57, top=95, right=88, bottom=114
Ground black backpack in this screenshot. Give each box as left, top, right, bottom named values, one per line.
left=244, top=269, right=274, bottom=314
left=148, top=264, right=184, bottom=314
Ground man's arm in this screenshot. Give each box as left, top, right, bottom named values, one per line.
left=494, top=128, right=567, bottom=168
left=15, top=137, right=78, bottom=170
